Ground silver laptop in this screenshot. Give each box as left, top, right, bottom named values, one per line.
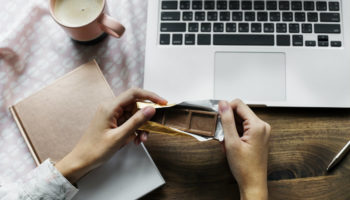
left=144, top=0, right=350, bottom=107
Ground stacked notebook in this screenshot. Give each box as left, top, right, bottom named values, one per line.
left=10, top=60, right=164, bottom=199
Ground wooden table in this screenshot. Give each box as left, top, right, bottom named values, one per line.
left=142, top=108, right=350, bottom=200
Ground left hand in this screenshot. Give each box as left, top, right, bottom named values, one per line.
left=55, top=88, right=167, bottom=183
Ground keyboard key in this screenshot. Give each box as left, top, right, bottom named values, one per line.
left=180, top=1, right=190, bottom=9
left=232, top=12, right=243, bottom=21
left=201, top=23, right=211, bottom=32
left=198, top=34, right=211, bottom=45
left=229, top=0, right=240, bottom=10
left=161, top=12, right=181, bottom=21
left=207, top=12, right=218, bottom=21
left=217, top=1, right=228, bottom=10
left=295, top=12, right=305, bottom=22
left=251, top=23, right=262, bottom=32
left=267, top=1, right=277, bottom=10
left=162, top=1, right=178, bottom=9
left=316, top=1, right=327, bottom=11
left=214, top=23, right=224, bottom=32
left=195, top=12, right=206, bottom=20
left=318, top=41, right=328, bottom=47
left=160, top=34, right=170, bottom=44
left=257, top=12, right=268, bottom=21
left=264, top=23, right=274, bottom=32
left=320, top=13, right=340, bottom=22
left=183, top=12, right=193, bottom=21
left=188, top=23, right=199, bottom=32
left=293, top=35, right=303, bottom=46
left=277, top=35, right=290, bottom=46
left=331, top=41, right=342, bottom=47
left=289, top=23, right=299, bottom=33
left=304, top=1, right=315, bottom=10
left=318, top=35, right=328, bottom=47
left=245, top=12, right=255, bottom=21
left=302, top=23, right=312, bottom=33
left=270, top=12, right=281, bottom=21
left=242, top=1, right=252, bottom=10
left=161, top=23, right=186, bottom=32
left=283, top=12, right=293, bottom=21
left=204, top=1, right=215, bottom=10
left=254, top=1, right=265, bottom=10
left=279, top=1, right=290, bottom=10
left=329, top=2, right=340, bottom=11
left=220, top=12, right=231, bottom=21
left=185, top=34, right=195, bottom=45
left=318, top=35, right=328, bottom=41
left=239, top=23, right=249, bottom=32
left=192, top=1, right=203, bottom=10
left=173, top=34, right=183, bottom=45
left=314, top=24, right=341, bottom=33
left=291, top=1, right=302, bottom=10
left=307, top=13, right=318, bottom=22
left=226, top=23, right=237, bottom=32
left=305, top=40, right=316, bottom=46
left=277, top=23, right=287, bottom=33
left=213, top=34, right=274, bottom=45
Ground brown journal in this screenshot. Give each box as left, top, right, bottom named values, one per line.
left=9, top=60, right=115, bottom=165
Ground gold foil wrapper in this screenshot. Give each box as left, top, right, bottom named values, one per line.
left=138, top=121, right=191, bottom=137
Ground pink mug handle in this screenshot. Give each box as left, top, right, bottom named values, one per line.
left=98, top=13, right=125, bottom=38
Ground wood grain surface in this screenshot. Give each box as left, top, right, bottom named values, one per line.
left=142, top=108, right=350, bottom=200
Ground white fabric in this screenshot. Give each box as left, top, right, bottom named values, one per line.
left=0, top=159, right=78, bottom=200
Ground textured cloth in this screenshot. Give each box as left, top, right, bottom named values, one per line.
left=0, top=159, right=78, bottom=200
left=0, top=0, right=147, bottom=183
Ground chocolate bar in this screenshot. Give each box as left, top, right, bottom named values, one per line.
left=151, top=108, right=218, bottom=137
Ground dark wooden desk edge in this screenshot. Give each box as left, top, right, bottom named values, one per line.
left=142, top=107, right=350, bottom=200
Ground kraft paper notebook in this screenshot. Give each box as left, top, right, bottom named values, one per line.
left=10, top=60, right=165, bottom=199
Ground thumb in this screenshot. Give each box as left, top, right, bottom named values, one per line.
left=219, top=101, right=240, bottom=144
left=115, top=106, right=155, bottom=138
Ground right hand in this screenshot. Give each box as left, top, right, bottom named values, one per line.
left=219, top=99, right=271, bottom=200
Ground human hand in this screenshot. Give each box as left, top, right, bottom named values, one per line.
left=219, top=99, right=271, bottom=200
left=56, top=88, right=167, bottom=183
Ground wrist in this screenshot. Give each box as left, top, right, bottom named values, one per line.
left=239, top=180, right=268, bottom=200
left=55, top=153, right=90, bottom=184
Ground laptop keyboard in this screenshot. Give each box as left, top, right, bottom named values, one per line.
left=159, top=0, right=343, bottom=47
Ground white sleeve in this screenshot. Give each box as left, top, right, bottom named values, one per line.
left=0, top=159, right=79, bottom=200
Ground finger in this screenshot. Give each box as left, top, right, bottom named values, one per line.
left=135, top=130, right=148, bottom=144
left=140, top=132, right=148, bottom=143
left=230, top=99, right=259, bottom=121
left=113, top=107, right=123, bottom=119
left=116, top=106, right=155, bottom=139
left=219, top=101, right=240, bottom=143
left=115, top=88, right=168, bottom=109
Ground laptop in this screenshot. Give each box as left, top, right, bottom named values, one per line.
left=144, top=0, right=350, bottom=107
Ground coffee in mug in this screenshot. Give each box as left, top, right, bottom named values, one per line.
left=49, top=0, right=125, bottom=42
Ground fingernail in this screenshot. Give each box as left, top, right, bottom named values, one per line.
left=142, top=133, right=147, bottom=140
left=159, top=97, right=168, bottom=105
left=142, top=106, right=155, bottom=118
left=219, top=101, right=230, bottom=113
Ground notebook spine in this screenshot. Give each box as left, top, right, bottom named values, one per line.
left=9, top=106, right=41, bottom=166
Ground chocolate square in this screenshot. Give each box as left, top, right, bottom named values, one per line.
left=151, top=107, right=218, bottom=137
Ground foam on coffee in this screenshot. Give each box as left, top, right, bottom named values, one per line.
left=54, top=0, right=103, bottom=27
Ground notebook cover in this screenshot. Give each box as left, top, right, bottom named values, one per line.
left=9, top=60, right=165, bottom=199
left=10, top=60, right=115, bottom=164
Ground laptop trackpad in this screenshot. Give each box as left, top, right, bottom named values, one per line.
left=214, top=52, right=286, bottom=102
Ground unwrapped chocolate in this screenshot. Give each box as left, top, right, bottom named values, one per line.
left=137, top=100, right=225, bottom=142
left=151, top=108, right=218, bottom=137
